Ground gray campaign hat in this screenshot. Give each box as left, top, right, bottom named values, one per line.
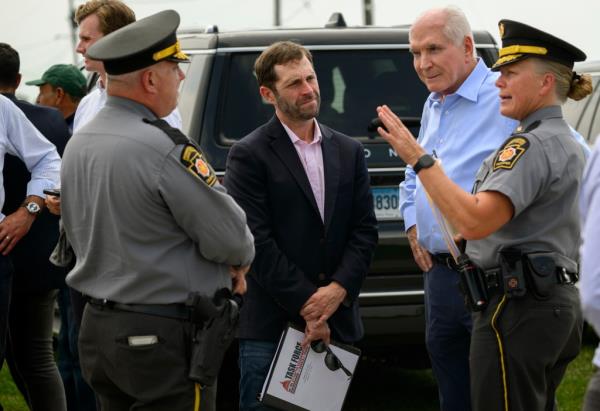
left=87, top=9, right=189, bottom=75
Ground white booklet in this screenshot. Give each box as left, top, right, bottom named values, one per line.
left=259, top=324, right=361, bottom=411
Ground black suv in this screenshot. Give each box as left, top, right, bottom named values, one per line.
left=177, top=15, right=499, bottom=359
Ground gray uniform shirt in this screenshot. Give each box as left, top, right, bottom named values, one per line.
left=467, top=106, right=585, bottom=270
left=62, top=96, right=254, bottom=303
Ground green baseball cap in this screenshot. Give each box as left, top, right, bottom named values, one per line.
left=26, top=64, right=87, bottom=98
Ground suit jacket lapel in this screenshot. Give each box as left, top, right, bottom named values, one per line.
left=320, top=124, right=340, bottom=231
left=268, top=117, right=321, bottom=218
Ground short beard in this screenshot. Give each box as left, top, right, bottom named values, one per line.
left=274, top=90, right=320, bottom=121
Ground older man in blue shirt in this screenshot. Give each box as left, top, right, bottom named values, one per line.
left=0, top=94, right=61, bottom=373
left=399, top=8, right=516, bottom=411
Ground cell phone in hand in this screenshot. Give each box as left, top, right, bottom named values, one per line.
left=368, top=117, right=388, bottom=133
left=43, top=188, right=61, bottom=197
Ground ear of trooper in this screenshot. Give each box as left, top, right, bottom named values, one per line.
left=85, top=9, right=189, bottom=116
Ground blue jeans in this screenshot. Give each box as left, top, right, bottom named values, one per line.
left=239, top=339, right=278, bottom=411
left=0, top=255, right=13, bottom=367
left=424, top=262, right=472, bottom=411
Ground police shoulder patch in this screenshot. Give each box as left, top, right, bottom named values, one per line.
left=180, top=143, right=217, bottom=187
left=492, top=136, right=530, bottom=171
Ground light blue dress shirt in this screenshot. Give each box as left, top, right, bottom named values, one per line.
left=400, top=59, right=517, bottom=253
left=0, top=94, right=61, bottom=220
left=580, top=136, right=600, bottom=367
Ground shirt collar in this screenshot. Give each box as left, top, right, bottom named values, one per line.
left=281, top=118, right=322, bottom=145
left=427, top=58, right=489, bottom=106
left=517, top=105, right=563, bottom=132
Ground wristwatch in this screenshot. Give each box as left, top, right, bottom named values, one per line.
left=22, top=201, right=41, bottom=216
left=412, top=154, right=436, bottom=174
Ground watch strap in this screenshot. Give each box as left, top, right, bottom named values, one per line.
left=413, top=154, right=435, bottom=174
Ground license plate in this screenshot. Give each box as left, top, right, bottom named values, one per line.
left=372, top=186, right=401, bottom=221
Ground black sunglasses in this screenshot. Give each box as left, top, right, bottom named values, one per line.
left=310, top=340, right=353, bottom=378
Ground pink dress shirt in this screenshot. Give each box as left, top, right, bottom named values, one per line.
left=282, top=120, right=325, bottom=222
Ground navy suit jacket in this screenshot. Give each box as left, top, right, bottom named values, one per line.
left=224, top=116, right=378, bottom=343
left=2, top=93, right=70, bottom=290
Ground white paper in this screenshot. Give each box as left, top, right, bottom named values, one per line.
left=260, top=326, right=360, bottom=411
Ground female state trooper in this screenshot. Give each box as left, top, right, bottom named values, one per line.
left=376, top=19, right=592, bottom=411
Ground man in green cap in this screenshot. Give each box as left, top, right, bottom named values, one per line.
left=27, top=64, right=87, bottom=133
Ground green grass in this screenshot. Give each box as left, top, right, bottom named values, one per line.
left=557, top=343, right=595, bottom=410
left=0, top=363, right=27, bottom=411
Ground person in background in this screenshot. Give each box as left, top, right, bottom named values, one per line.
left=0, top=42, right=66, bottom=411
left=378, top=18, right=591, bottom=411
left=26, top=64, right=87, bottom=133
left=27, top=62, right=96, bottom=411
left=580, top=137, right=600, bottom=411
left=73, top=0, right=181, bottom=132
left=224, top=41, right=378, bottom=411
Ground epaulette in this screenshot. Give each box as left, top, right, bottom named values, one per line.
left=513, top=120, right=541, bottom=135
left=143, top=118, right=217, bottom=187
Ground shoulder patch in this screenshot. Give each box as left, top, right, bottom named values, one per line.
left=180, top=144, right=217, bottom=187
left=492, top=136, right=530, bottom=171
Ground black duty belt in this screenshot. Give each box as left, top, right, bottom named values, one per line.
left=431, top=253, right=459, bottom=271
left=88, top=298, right=196, bottom=323
left=483, top=266, right=578, bottom=295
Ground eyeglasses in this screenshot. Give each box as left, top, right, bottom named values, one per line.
left=310, top=340, right=353, bottom=378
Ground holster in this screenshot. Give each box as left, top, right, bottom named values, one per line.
left=186, top=289, right=240, bottom=387
left=498, top=248, right=527, bottom=299
left=456, top=254, right=488, bottom=312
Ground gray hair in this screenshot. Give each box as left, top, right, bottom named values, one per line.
left=443, top=6, right=473, bottom=48
left=411, top=6, right=475, bottom=57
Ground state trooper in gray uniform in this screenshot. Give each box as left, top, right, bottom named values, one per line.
left=60, top=10, right=255, bottom=411
left=375, top=19, right=593, bottom=411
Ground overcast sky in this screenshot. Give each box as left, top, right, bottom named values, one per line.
left=3, top=0, right=599, bottom=101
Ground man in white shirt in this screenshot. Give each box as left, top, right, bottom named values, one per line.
left=73, top=0, right=181, bottom=131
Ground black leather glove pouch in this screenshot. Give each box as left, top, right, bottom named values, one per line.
left=524, top=252, right=556, bottom=300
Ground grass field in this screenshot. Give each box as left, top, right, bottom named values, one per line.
left=0, top=342, right=596, bottom=410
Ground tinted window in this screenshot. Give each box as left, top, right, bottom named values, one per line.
left=218, top=50, right=429, bottom=143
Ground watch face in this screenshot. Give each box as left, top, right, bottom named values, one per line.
left=26, top=202, right=41, bottom=214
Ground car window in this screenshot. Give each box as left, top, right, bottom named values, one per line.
left=217, top=49, right=429, bottom=144
left=588, top=75, right=600, bottom=145
left=564, top=74, right=600, bottom=144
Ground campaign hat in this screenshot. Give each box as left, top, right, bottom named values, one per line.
left=87, top=9, right=189, bottom=75
left=492, top=19, right=586, bottom=71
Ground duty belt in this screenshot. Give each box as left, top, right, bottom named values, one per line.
left=431, top=253, right=459, bottom=270
left=482, top=266, right=578, bottom=295
left=88, top=298, right=199, bottom=323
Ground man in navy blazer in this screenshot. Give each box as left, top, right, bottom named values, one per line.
left=224, top=41, right=378, bottom=411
